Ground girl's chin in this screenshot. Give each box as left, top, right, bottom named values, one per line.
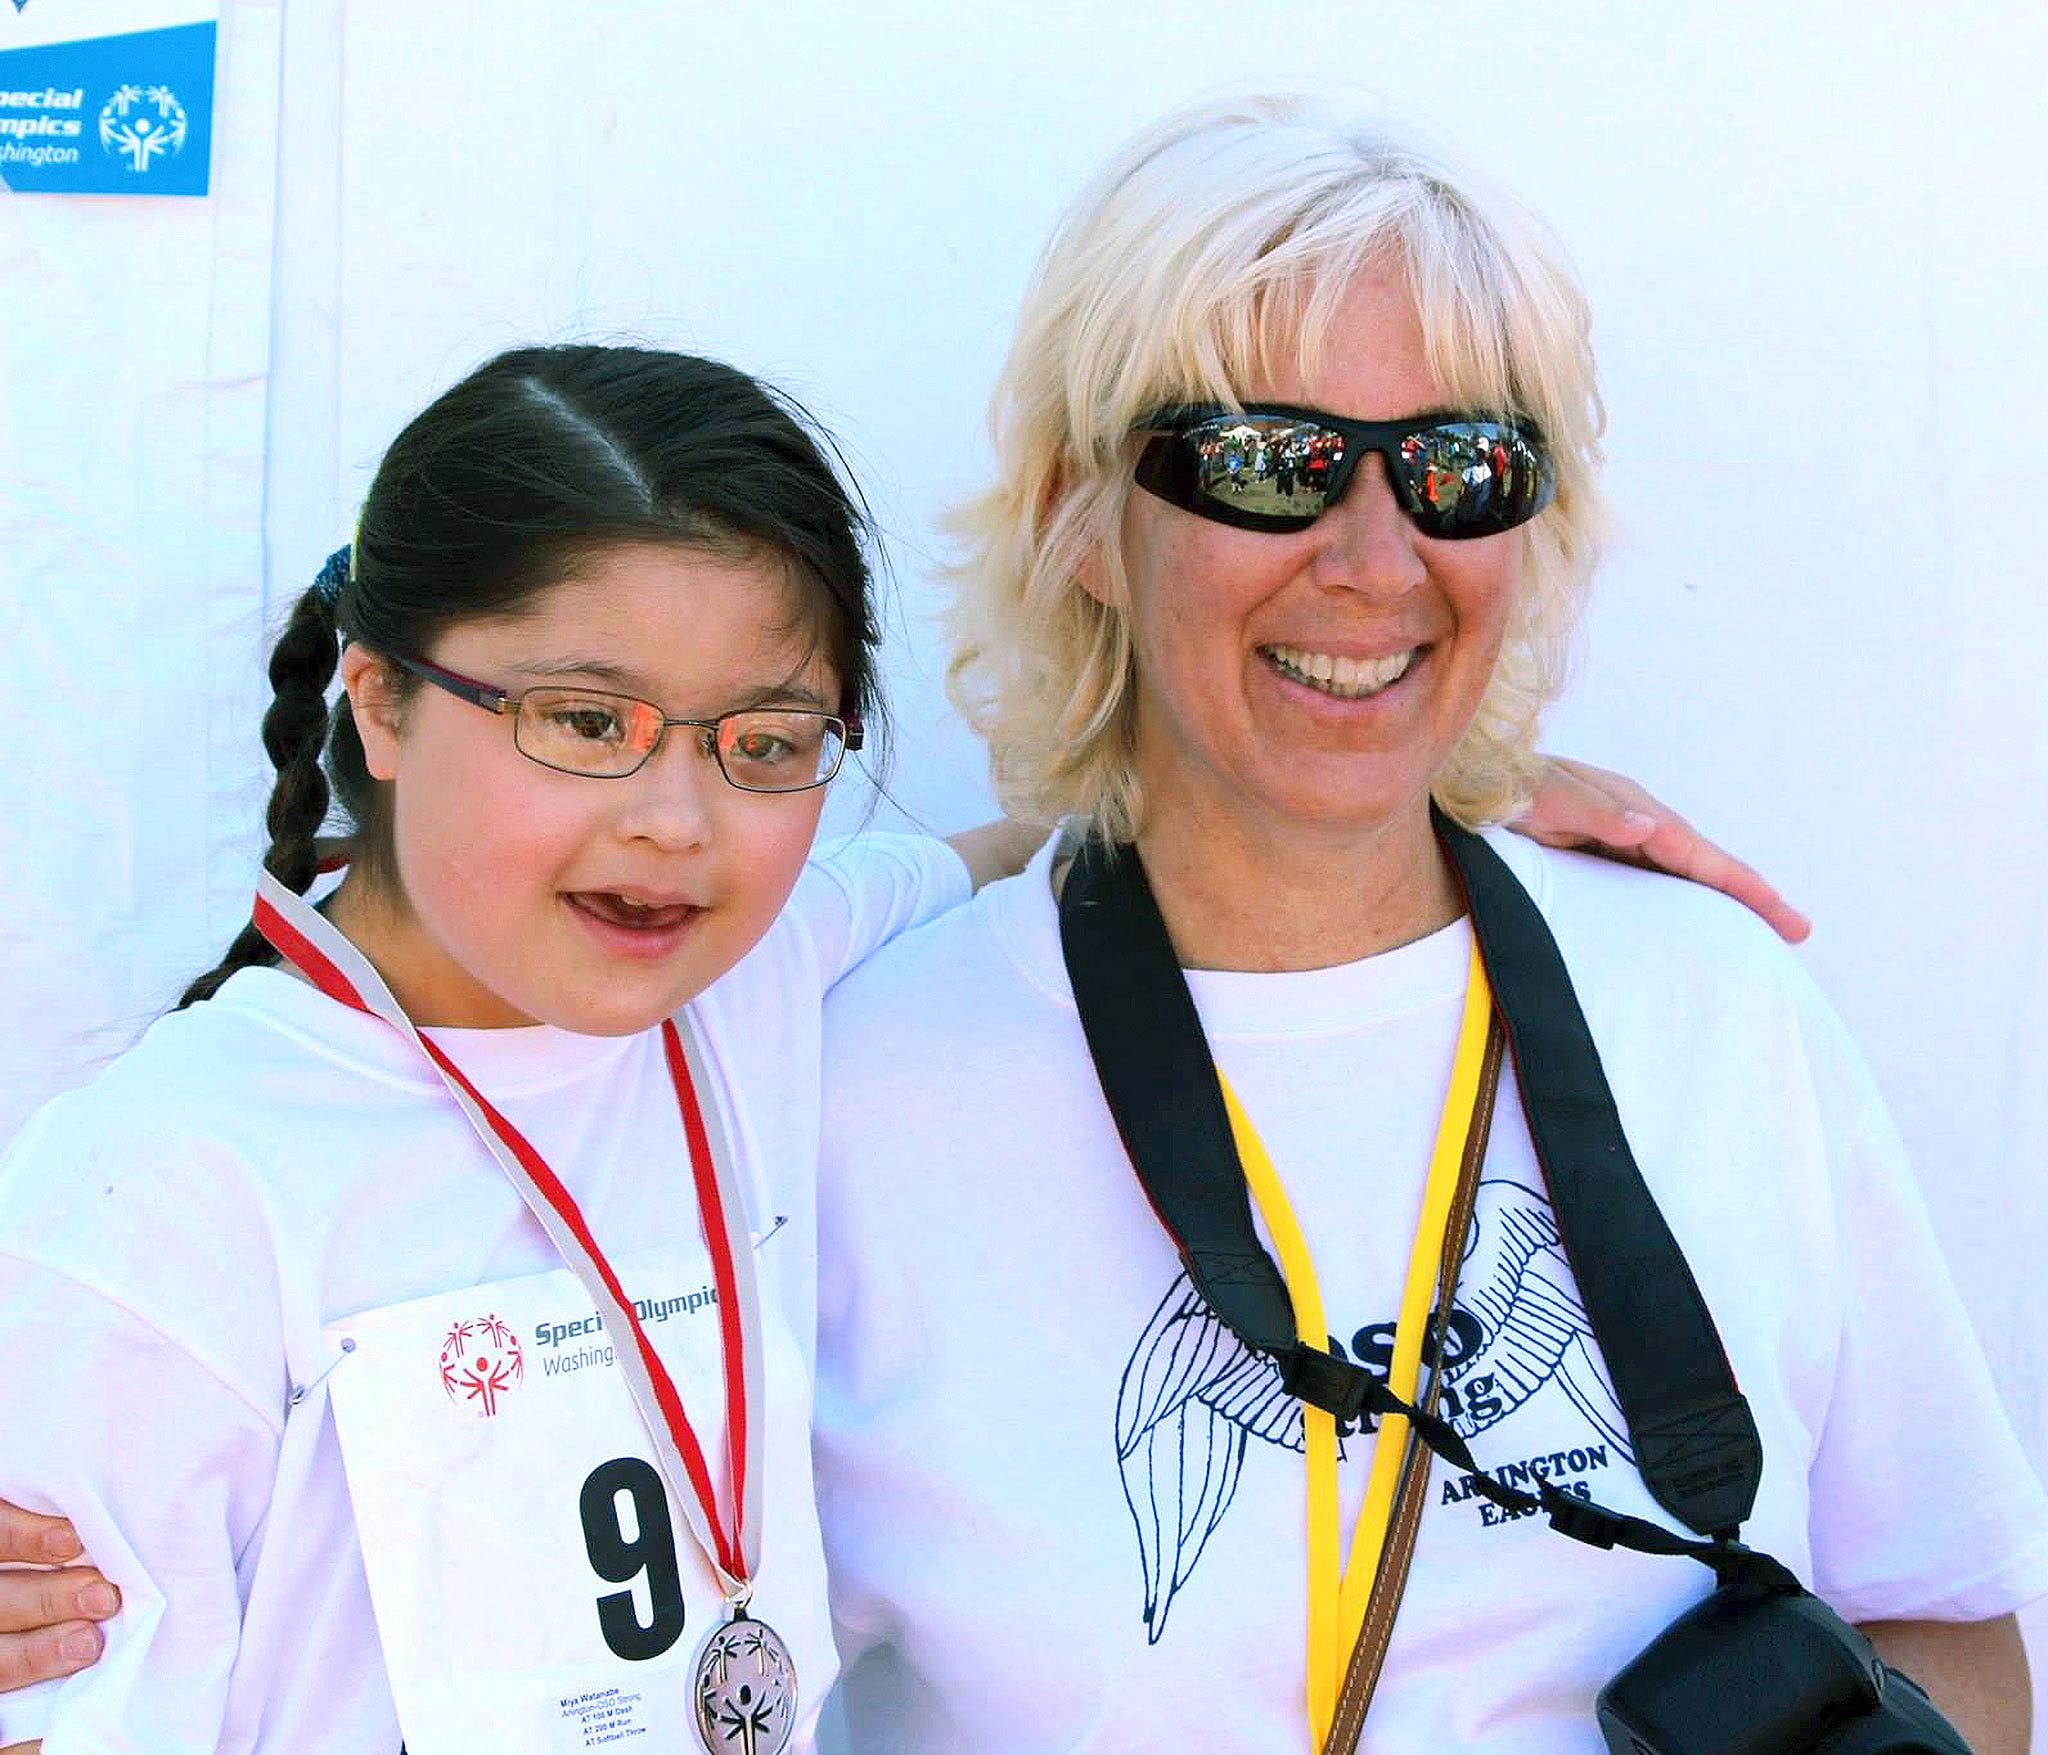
left=547, top=899, right=740, bottom=1033
left=522, top=986, right=688, bottom=1039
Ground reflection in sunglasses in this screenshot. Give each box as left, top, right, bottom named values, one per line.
left=1194, top=418, right=1525, bottom=521
left=1137, top=403, right=1554, bottom=540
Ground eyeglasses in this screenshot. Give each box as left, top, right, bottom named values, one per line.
left=1132, top=401, right=1555, bottom=540
left=386, top=654, right=861, bottom=792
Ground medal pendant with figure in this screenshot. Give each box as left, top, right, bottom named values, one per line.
left=693, top=1610, right=798, bottom=1754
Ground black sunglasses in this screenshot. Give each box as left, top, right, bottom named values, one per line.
left=1132, top=401, right=1555, bottom=540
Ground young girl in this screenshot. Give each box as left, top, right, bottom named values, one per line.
left=0, top=344, right=1040, bottom=1754
left=0, top=343, right=1800, bottom=1754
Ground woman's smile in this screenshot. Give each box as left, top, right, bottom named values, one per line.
left=1259, top=642, right=1421, bottom=702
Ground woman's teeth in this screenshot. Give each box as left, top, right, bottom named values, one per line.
left=1264, top=644, right=1416, bottom=699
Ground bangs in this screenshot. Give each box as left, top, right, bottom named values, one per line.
left=1108, top=175, right=1557, bottom=446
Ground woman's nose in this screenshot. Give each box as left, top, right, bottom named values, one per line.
left=1305, top=453, right=1429, bottom=600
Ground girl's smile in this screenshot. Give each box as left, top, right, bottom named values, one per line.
left=561, top=888, right=706, bottom=960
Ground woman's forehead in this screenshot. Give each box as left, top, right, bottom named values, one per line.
left=1174, top=248, right=1519, bottom=429
left=1243, top=264, right=1443, bottom=414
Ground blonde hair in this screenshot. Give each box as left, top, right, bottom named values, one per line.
left=944, top=93, right=1607, bottom=837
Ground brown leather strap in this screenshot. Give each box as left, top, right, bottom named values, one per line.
left=1322, top=1013, right=1505, bottom=1755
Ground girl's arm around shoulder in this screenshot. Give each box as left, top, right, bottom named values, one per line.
left=810, top=762, right=1801, bottom=988
left=942, top=818, right=1048, bottom=893
left=795, top=821, right=1040, bottom=993
left=940, top=774, right=1809, bottom=944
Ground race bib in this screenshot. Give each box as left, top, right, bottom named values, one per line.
left=327, top=1246, right=828, bottom=1752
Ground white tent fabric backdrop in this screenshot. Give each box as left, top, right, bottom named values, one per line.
left=2, top=0, right=2044, bottom=1710
left=1, top=0, right=280, bottom=1123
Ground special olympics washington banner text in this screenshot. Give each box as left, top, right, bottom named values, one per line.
left=0, top=1, right=218, bottom=197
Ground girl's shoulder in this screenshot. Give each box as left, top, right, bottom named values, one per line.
left=13, top=964, right=445, bottom=1152
left=0, top=967, right=443, bottom=1298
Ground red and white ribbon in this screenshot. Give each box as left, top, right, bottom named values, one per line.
left=253, top=870, right=767, bottom=1599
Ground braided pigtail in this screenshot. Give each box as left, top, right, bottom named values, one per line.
left=175, top=551, right=348, bottom=1007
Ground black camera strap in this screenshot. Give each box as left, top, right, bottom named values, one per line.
left=1057, top=812, right=1773, bottom=1575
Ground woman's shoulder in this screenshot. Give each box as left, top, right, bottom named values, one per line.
left=1491, top=830, right=1876, bottom=1124
left=816, top=838, right=1071, bottom=1139
left=1491, top=827, right=1813, bottom=997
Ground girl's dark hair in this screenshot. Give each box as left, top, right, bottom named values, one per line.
left=178, top=344, right=884, bottom=1007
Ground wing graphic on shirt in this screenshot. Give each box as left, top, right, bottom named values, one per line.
left=1114, top=1273, right=1318, bottom=1642
left=1448, top=1180, right=1631, bottom=1458
left=1115, top=1180, right=1634, bottom=1647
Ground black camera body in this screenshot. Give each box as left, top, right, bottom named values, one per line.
left=1599, top=1584, right=1971, bottom=1754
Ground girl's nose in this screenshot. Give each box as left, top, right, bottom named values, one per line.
left=611, top=725, right=722, bottom=851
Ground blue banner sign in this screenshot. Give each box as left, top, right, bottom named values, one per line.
left=0, top=18, right=215, bottom=196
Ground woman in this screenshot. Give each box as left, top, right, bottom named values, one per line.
left=810, top=96, right=2048, bottom=1751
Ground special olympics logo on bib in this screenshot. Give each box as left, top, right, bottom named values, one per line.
left=438, top=1313, right=526, bottom=1417
left=98, top=83, right=188, bottom=173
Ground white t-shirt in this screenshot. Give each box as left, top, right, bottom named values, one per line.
left=0, top=832, right=970, bottom=1755
left=814, top=830, right=2048, bottom=1754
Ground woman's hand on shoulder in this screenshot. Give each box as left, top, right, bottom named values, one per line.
left=0, top=1501, right=116, bottom=1695
left=1513, top=756, right=1811, bottom=944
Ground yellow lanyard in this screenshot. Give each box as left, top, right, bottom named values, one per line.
left=1216, top=938, right=1494, bottom=1749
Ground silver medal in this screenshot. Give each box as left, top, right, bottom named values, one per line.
left=692, top=1612, right=798, bottom=1754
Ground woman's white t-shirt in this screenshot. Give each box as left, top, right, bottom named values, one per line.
left=0, top=833, right=970, bottom=1754
left=813, top=831, right=2048, bottom=1754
